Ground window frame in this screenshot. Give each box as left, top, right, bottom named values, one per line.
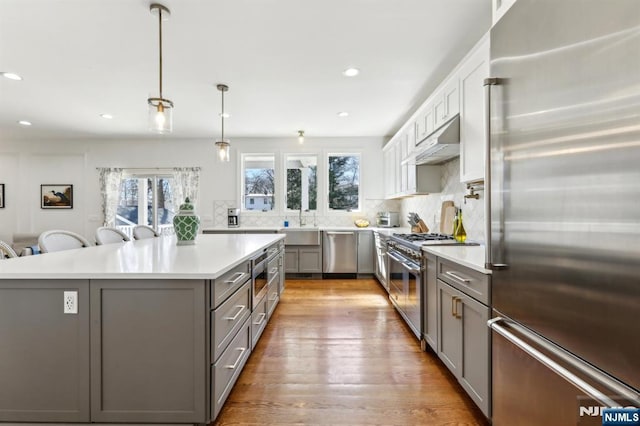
left=325, top=152, right=362, bottom=214
left=117, top=168, right=176, bottom=232
left=239, top=153, right=279, bottom=215
left=283, top=152, right=319, bottom=214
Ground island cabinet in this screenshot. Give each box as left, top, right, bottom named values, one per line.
left=0, top=234, right=285, bottom=425
left=90, top=279, right=207, bottom=423
left=0, top=279, right=91, bottom=423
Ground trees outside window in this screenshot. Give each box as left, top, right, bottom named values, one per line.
left=117, top=175, right=175, bottom=231
left=286, top=154, right=317, bottom=211
left=328, top=154, right=360, bottom=211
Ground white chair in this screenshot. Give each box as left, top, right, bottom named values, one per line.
left=132, top=225, right=160, bottom=240
left=38, top=230, right=92, bottom=253
left=0, top=241, right=18, bottom=259
left=95, top=227, right=131, bottom=245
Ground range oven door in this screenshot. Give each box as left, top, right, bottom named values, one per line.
left=387, top=249, right=422, bottom=339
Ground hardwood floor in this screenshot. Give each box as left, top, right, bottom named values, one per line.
left=214, top=278, right=489, bottom=425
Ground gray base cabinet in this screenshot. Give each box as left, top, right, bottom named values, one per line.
left=423, top=254, right=438, bottom=350
left=90, top=279, right=206, bottom=423
left=436, top=278, right=490, bottom=417
left=0, top=279, right=90, bottom=423
left=285, top=245, right=322, bottom=273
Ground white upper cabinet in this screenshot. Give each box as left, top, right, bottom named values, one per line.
left=492, top=0, right=517, bottom=26
left=434, top=77, right=460, bottom=130
left=415, top=100, right=435, bottom=145
left=459, top=35, right=490, bottom=183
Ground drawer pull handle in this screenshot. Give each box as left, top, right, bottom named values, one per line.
left=269, top=293, right=278, bottom=302
left=451, top=296, right=458, bottom=317
left=455, top=297, right=462, bottom=319
left=224, top=305, right=246, bottom=321
left=224, top=272, right=246, bottom=285
left=225, top=347, right=247, bottom=369
left=253, top=313, right=266, bottom=326
left=445, top=271, right=471, bottom=283
left=269, top=267, right=278, bottom=274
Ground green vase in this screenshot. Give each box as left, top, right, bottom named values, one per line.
left=173, top=197, right=200, bottom=245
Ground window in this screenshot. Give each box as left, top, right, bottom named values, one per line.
left=285, top=154, right=317, bottom=211
left=328, top=154, right=360, bottom=211
left=116, top=175, right=175, bottom=233
left=242, top=154, right=275, bottom=211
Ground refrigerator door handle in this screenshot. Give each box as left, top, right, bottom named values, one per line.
left=483, top=78, right=508, bottom=271
left=489, top=317, right=640, bottom=407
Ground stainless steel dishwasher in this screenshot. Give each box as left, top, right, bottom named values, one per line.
left=322, top=231, right=357, bottom=273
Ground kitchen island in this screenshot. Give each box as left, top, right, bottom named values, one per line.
left=0, top=233, right=285, bottom=425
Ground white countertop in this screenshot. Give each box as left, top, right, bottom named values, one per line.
left=0, top=234, right=285, bottom=280
left=422, top=244, right=491, bottom=274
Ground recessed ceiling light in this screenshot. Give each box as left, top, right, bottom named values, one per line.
left=17, top=120, right=32, bottom=126
left=342, top=68, right=360, bottom=77
left=100, top=114, right=114, bottom=119
left=1, top=72, right=22, bottom=81
left=337, top=111, right=349, bottom=117
left=219, top=113, right=230, bottom=118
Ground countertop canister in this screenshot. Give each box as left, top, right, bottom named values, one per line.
left=173, top=197, right=200, bottom=245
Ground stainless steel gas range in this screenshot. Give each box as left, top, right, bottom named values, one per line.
left=386, top=233, right=477, bottom=340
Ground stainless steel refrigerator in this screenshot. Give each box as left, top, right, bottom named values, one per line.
left=485, top=1, right=640, bottom=425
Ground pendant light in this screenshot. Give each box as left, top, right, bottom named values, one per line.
left=298, top=130, right=305, bottom=144
left=215, top=84, right=231, bottom=162
left=147, top=3, right=173, bottom=134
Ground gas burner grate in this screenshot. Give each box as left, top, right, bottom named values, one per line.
left=393, top=233, right=455, bottom=242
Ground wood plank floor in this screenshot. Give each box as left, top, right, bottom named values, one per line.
left=214, top=278, right=489, bottom=425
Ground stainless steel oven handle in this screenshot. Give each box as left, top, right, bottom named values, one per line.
left=488, top=317, right=639, bottom=407
left=387, top=251, right=405, bottom=263
left=403, top=263, right=421, bottom=274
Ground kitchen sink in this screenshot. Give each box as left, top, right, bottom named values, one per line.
left=281, top=228, right=321, bottom=245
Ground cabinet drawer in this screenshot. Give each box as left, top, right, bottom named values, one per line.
left=251, top=293, right=268, bottom=350
left=212, top=283, right=250, bottom=362
left=211, top=318, right=251, bottom=420
left=437, top=258, right=490, bottom=305
left=266, top=280, right=279, bottom=319
left=211, top=260, right=251, bottom=309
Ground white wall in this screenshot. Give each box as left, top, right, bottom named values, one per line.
left=0, top=136, right=398, bottom=242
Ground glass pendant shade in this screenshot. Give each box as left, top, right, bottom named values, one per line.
left=148, top=98, right=173, bottom=133
left=215, top=139, right=230, bottom=162
left=215, top=84, right=230, bottom=162
left=298, top=130, right=305, bottom=144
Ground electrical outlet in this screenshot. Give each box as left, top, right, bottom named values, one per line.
left=63, top=291, right=78, bottom=314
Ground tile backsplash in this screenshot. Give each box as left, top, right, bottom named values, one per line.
left=212, top=157, right=484, bottom=241
left=212, top=199, right=402, bottom=228
left=400, top=157, right=485, bottom=243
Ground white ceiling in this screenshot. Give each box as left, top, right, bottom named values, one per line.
left=0, top=0, right=491, bottom=141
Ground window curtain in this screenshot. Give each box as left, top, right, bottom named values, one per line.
left=172, top=167, right=201, bottom=212
left=98, top=168, right=123, bottom=227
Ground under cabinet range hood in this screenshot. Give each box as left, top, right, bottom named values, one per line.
left=415, top=114, right=460, bottom=165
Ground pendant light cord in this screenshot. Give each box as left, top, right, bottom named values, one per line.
left=158, top=7, right=163, bottom=99
left=221, top=89, right=225, bottom=139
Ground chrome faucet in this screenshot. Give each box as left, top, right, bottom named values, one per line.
left=299, top=209, right=306, bottom=227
